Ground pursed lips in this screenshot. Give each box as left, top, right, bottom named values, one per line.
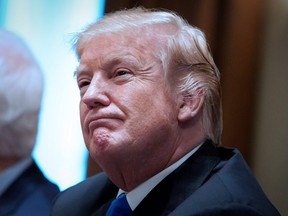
left=86, top=114, right=123, bottom=132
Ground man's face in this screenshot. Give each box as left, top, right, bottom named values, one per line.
left=76, top=29, right=181, bottom=172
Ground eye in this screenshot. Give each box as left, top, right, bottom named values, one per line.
left=78, top=79, right=90, bottom=89
left=115, top=69, right=131, bottom=77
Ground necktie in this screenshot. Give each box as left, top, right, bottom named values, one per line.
left=106, top=193, right=132, bottom=216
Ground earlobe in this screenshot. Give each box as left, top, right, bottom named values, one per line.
left=178, top=93, right=204, bottom=122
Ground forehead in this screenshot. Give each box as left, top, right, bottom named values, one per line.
left=77, top=28, right=166, bottom=71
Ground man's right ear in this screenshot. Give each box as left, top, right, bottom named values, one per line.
left=178, top=92, right=204, bottom=123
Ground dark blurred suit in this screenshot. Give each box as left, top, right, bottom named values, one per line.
left=0, top=160, right=59, bottom=216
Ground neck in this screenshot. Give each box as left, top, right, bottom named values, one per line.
left=102, top=133, right=206, bottom=192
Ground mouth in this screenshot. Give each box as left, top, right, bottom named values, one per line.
left=86, top=115, right=123, bottom=133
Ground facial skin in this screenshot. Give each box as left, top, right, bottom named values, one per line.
left=76, top=27, right=204, bottom=191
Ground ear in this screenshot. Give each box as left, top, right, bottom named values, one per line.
left=178, top=92, right=204, bottom=123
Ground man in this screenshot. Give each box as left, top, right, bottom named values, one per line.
left=51, top=7, right=280, bottom=216
left=0, top=30, right=59, bottom=215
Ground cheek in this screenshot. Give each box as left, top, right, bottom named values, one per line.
left=79, top=102, right=88, bottom=132
left=131, top=91, right=177, bottom=127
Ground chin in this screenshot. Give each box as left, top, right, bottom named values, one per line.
left=91, top=127, right=112, bottom=147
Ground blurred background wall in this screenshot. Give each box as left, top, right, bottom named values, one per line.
left=1, top=0, right=287, bottom=215
left=251, top=0, right=288, bottom=215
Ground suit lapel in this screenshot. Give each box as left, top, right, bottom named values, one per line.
left=133, top=140, right=221, bottom=216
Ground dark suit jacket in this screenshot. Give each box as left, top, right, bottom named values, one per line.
left=51, top=140, right=280, bottom=216
left=0, top=160, right=59, bottom=216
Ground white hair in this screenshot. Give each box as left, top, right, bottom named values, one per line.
left=0, top=29, right=44, bottom=158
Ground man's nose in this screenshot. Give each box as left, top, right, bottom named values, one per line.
left=82, top=76, right=111, bottom=109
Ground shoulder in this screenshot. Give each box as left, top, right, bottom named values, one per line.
left=0, top=160, right=60, bottom=216
left=172, top=146, right=280, bottom=216
left=51, top=172, right=117, bottom=216
left=171, top=203, right=276, bottom=216
left=23, top=160, right=60, bottom=205
left=58, top=172, right=108, bottom=197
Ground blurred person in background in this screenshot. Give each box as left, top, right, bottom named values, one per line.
left=0, top=29, right=59, bottom=216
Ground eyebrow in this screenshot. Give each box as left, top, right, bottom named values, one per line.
left=75, top=54, right=144, bottom=76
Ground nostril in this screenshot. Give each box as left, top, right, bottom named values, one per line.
left=83, top=93, right=111, bottom=109
left=87, top=101, right=102, bottom=109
